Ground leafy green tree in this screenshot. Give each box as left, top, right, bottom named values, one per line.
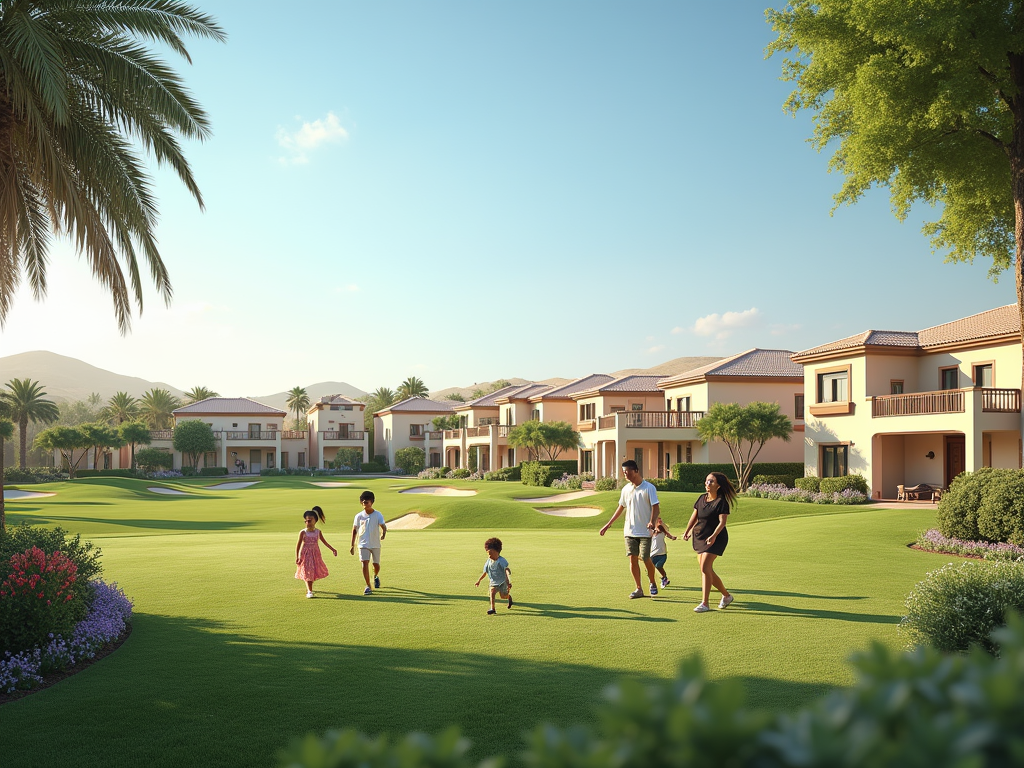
left=103, top=392, right=139, bottom=425
left=696, top=402, right=792, bottom=490
left=80, top=422, right=123, bottom=472
left=432, top=414, right=461, bottom=431
left=508, top=421, right=546, bottom=461
left=0, top=417, right=13, bottom=532
left=444, top=393, right=466, bottom=402
left=183, top=386, right=219, bottom=405
left=34, top=425, right=89, bottom=478
left=118, top=421, right=151, bottom=471
left=134, top=447, right=174, bottom=471
left=0, top=378, right=59, bottom=467
left=767, top=2, right=1024, bottom=398
left=394, top=447, right=425, bottom=475
left=57, top=393, right=104, bottom=426
left=0, top=0, right=226, bottom=332
left=139, top=388, right=181, bottom=429
left=172, top=420, right=216, bottom=470
left=537, top=421, right=582, bottom=461
left=397, top=377, right=429, bottom=400
left=286, top=387, right=310, bottom=424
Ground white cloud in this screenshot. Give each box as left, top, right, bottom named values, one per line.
left=646, top=344, right=666, bottom=355
left=276, top=112, right=349, bottom=165
left=673, top=308, right=761, bottom=341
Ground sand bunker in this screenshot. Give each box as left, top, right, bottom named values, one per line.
left=399, top=486, right=477, bottom=497
left=386, top=513, right=436, bottom=530
left=535, top=506, right=602, bottom=518
left=3, top=490, right=56, bottom=500
left=308, top=482, right=353, bottom=488
left=515, top=490, right=598, bottom=503
left=147, top=487, right=190, bottom=496
left=205, top=481, right=259, bottom=490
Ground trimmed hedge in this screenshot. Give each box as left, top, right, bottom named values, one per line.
left=1, top=467, right=69, bottom=484
left=484, top=466, right=521, bottom=481
left=648, top=477, right=682, bottom=492
left=671, top=463, right=804, bottom=491
left=819, top=475, right=868, bottom=495
left=76, top=469, right=137, bottom=478
left=595, top=476, right=617, bottom=491
left=360, top=461, right=389, bottom=474
left=751, top=474, right=796, bottom=488
left=794, top=476, right=820, bottom=492
left=520, top=461, right=579, bottom=487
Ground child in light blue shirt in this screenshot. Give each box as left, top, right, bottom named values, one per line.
left=475, top=536, right=512, bottom=615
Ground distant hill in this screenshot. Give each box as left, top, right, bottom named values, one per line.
left=0, top=350, right=186, bottom=402
left=251, top=382, right=368, bottom=414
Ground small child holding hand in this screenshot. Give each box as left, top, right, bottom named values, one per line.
left=651, top=517, right=677, bottom=587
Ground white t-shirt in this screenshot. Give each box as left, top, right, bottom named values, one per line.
left=353, top=509, right=386, bottom=549
left=650, top=530, right=667, bottom=557
left=619, top=480, right=659, bottom=538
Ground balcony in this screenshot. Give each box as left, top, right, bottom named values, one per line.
left=321, top=430, right=366, bottom=441
left=282, top=430, right=307, bottom=439
left=226, top=431, right=277, bottom=440
left=592, top=411, right=705, bottom=431
left=427, top=431, right=443, bottom=440
left=578, top=420, right=596, bottom=432
left=444, top=429, right=461, bottom=439
left=871, top=387, right=1021, bottom=417
left=149, top=430, right=174, bottom=440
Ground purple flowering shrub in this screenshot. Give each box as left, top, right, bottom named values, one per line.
left=0, top=580, right=132, bottom=693
left=745, top=483, right=867, bottom=505
left=915, top=529, right=1024, bottom=561
left=551, top=473, right=594, bottom=491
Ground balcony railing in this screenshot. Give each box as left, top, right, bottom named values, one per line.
left=427, top=431, right=443, bottom=440
left=872, top=390, right=964, bottom=417
left=592, top=411, right=705, bottom=430
left=321, top=431, right=365, bottom=441
left=149, top=429, right=173, bottom=440
left=444, top=429, right=461, bottom=439
left=282, top=430, right=307, bottom=439
left=981, top=388, right=1022, bottom=413
left=497, top=425, right=511, bottom=437
left=226, top=431, right=278, bottom=440
left=578, top=420, right=596, bottom=432
left=598, top=415, right=616, bottom=429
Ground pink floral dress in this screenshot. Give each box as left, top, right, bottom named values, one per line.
left=295, top=529, right=330, bottom=582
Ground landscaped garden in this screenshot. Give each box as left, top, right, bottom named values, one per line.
left=0, top=477, right=982, bottom=766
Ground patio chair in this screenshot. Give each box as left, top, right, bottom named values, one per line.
left=896, top=484, right=907, bottom=502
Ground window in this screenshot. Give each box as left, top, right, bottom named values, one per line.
left=666, top=399, right=671, bottom=411
left=330, top=405, right=340, bottom=410
left=580, top=403, right=596, bottom=421
left=676, top=396, right=691, bottom=412
left=891, top=380, right=904, bottom=395
left=676, top=445, right=682, bottom=464
left=973, top=364, right=993, bottom=387
left=281, top=452, right=289, bottom=469
left=248, top=423, right=261, bottom=439
left=610, top=405, right=626, bottom=412
left=204, top=451, right=216, bottom=468
left=821, top=445, right=848, bottom=477
left=581, top=451, right=593, bottom=473
left=267, top=452, right=275, bottom=469
left=795, top=394, right=804, bottom=420
left=267, top=424, right=278, bottom=431
left=297, top=452, right=306, bottom=468
left=817, top=370, right=848, bottom=403
left=634, top=448, right=643, bottom=472
left=531, top=409, right=540, bottom=421
left=686, top=443, right=692, bottom=463
left=631, top=403, right=643, bottom=411
left=342, top=405, right=353, bottom=411
left=410, top=424, right=422, bottom=437
left=940, top=367, right=959, bottom=390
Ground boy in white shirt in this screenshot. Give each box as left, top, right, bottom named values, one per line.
left=350, top=490, right=387, bottom=595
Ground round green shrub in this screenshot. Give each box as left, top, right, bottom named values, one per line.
left=818, top=474, right=868, bottom=495
left=901, top=559, right=1024, bottom=654
left=794, top=476, right=820, bottom=492
left=937, top=468, right=1024, bottom=545
left=594, top=476, right=617, bottom=491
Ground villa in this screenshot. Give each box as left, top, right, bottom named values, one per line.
left=793, top=304, right=1023, bottom=498
left=306, top=395, right=369, bottom=469
left=373, top=396, right=456, bottom=470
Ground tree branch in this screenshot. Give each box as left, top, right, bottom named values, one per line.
left=978, top=65, right=1015, bottom=110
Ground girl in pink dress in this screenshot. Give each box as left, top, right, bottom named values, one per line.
left=295, top=506, right=337, bottom=597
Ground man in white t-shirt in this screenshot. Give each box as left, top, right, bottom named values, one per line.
left=350, top=490, right=387, bottom=595
left=599, top=459, right=661, bottom=598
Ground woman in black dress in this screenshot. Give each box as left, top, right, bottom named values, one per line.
left=683, top=472, right=734, bottom=613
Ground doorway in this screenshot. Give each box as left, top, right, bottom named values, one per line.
left=944, top=435, right=966, bottom=487
left=249, top=448, right=262, bottom=474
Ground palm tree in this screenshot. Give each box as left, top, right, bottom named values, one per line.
left=397, top=377, right=429, bottom=400
left=285, top=387, right=310, bottom=424
left=183, top=386, right=219, bottom=405
left=0, top=2, right=226, bottom=333
left=103, top=391, right=139, bottom=425
left=371, top=387, right=397, bottom=405
left=0, top=417, right=14, bottom=532
left=0, top=378, right=59, bottom=467
left=139, top=388, right=181, bottom=430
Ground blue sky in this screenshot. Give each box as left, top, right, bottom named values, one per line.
left=0, top=1, right=1015, bottom=396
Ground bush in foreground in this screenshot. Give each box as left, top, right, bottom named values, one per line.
left=902, top=559, right=1024, bottom=654
left=937, top=467, right=1024, bottom=546
left=280, top=613, right=1024, bottom=768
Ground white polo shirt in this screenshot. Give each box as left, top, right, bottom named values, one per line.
left=619, top=480, right=659, bottom=537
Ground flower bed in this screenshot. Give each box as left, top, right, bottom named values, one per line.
left=744, top=483, right=868, bottom=505
left=551, top=472, right=594, bottom=491
left=0, top=580, right=132, bottom=694
left=913, top=528, right=1024, bottom=561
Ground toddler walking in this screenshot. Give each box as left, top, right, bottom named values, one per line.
left=651, top=517, right=677, bottom=587
left=475, top=537, right=512, bottom=615
left=295, top=506, right=337, bottom=598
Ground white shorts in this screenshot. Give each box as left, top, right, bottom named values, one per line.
left=359, top=547, right=381, bottom=564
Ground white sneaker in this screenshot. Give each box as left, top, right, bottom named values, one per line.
left=719, top=594, right=734, bottom=609
left=306, top=591, right=314, bottom=599
left=693, top=603, right=710, bottom=613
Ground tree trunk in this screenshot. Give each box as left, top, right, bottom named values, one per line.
left=1012, top=52, right=1024, bottom=463
left=18, top=415, right=27, bottom=468
left=1, top=437, right=6, bottom=533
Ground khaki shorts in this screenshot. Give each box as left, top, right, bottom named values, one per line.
left=624, top=536, right=652, bottom=560
left=359, top=547, right=381, bottom=564
left=489, top=582, right=510, bottom=596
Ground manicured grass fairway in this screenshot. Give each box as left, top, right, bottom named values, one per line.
left=0, top=478, right=944, bottom=767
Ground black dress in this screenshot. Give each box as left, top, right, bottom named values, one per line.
left=692, top=495, right=729, bottom=556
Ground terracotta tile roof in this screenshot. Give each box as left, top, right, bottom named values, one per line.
left=658, top=349, right=802, bottom=386
left=496, top=383, right=553, bottom=402
left=315, top=394, right=363, bottom=407
left=374, top=397, right=456, bottom=416
left=531, top=374, right=615, bottom=400
left=794, top=305, right=1019, bottom=359
left=174, top=397, right=286, bottom=416
left=464, top=384, right=524, bottom=408
left=573, top=375, right=664, bottom=398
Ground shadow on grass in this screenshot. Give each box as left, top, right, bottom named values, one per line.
left=8, top=515, right=256, bottom=532
left=0, top=612, right=830, bottom=768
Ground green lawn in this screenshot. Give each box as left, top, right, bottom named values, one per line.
left=0, top=477, right=946, bottom=767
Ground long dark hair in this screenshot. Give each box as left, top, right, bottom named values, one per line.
left=708, top=472, right=737, bottom=507
left=304, top=506, right=325, bottom=524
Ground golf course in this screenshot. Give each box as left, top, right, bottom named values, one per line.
left=0, top=477, right=944, bottom=767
